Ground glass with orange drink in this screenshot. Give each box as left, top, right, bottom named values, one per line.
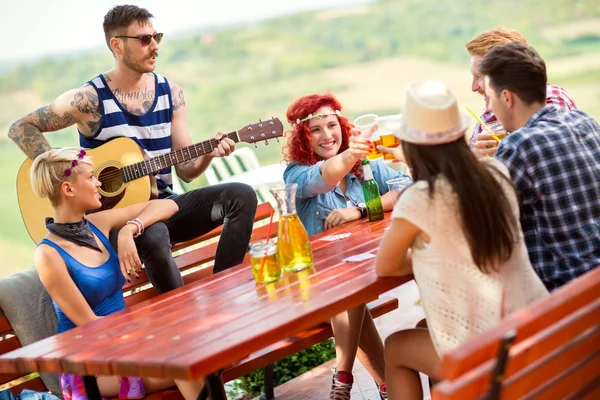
left=376, top=115, right=402, bottom=161
left=353, top=114, right=383, bottom=160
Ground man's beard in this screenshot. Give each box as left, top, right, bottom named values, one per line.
left=123, top=51, right=155, bottom=74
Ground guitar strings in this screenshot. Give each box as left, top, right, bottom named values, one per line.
left=93, top=133, right=240, bottom=183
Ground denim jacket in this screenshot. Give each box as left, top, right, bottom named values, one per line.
left=0, top=389, right=60, bottom=400
left=283, top=160, right=411, bottom=236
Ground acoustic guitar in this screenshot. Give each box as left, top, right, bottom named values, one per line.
left=17, top=117, right=284, bottom=244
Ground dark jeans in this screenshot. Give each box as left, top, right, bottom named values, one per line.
left=111, top=182, right=257, bottom=294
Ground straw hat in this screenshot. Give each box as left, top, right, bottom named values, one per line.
left=394, top=80, right=469, bottom=145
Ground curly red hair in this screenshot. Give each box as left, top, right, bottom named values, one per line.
left=283, top=93, right=362, bottom=179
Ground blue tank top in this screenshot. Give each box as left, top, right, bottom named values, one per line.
left=39, top=221, right=126, bottom=333
left=79, top=73, right=174, bottom=197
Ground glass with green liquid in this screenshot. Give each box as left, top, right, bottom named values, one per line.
left=269, top=183, right=314, bottom=272
left=361, top=159, right=384, bottom=221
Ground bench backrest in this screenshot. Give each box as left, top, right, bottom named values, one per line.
left=0, top=202, right=276, bottom=395
left=124, top=201, right=276, bottom=307
left=432, top=266, right=600, bottom=399
left=0, top=319, right=49, bottom=394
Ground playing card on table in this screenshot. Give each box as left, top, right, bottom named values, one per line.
left=320, top=233, right=352, bottom=241
left=342, top=252, right=376, bottom=262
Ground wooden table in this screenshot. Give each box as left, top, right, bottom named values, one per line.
left=0, top=214, right=410, bottom=399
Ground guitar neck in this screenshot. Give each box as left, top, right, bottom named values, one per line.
left=122, top=131, right=240, bottom=182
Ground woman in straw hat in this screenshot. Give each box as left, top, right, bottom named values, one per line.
left=283, top=93, right=410, bottom=399
left=375, top=81, right=548, bottom=399
left=30, top=148, right=207, bottom=400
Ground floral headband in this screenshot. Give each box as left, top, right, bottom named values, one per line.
left=61, top=150, right=87, bottom=179
left=295, top=110, right=342, bottom=125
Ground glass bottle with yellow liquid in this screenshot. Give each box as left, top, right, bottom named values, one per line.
left=269, top=183, right=314, bottom=272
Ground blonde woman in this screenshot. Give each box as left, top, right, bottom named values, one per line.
left=31, top=148, right=206, bottom=400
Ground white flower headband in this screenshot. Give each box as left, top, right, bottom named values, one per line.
left=295, top=110, right=342, bottom=125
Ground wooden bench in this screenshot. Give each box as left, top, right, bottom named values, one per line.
left=1, top=201, right=399, bottom=399
left=432, top=266, right=600, bottom=400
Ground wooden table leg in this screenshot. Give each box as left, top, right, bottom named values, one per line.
left=82, top=375, right=102, bottom=400
left=205, top=372, right=226, bottom=400
left=262, top=363, right=275, bottom=400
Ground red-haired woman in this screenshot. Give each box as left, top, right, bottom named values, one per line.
left=282, top=93, right=410, bottom=399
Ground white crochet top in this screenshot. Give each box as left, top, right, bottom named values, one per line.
left=392, top=158, right=548, bottom=356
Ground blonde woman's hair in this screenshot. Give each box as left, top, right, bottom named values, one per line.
left=466, top=27, right=527, bottom=56
left=30, top=148, right=93, bottom=206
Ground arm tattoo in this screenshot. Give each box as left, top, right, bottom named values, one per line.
left=182, top=157, right=198, bottom=167
left=8, top=104, right=77, bottom=159
left=71, top=87, right=102, bottom=134
left=171, top=85, right=186, bottom=111
left=34, top=104, right=77, bottom=131
left=8, top=120, right=51, bottom=159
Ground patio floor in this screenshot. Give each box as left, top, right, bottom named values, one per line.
left=252, top=280, right=431, bottom=399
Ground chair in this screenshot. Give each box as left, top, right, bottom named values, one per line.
left=205, top=147, right=261, bottom=184
left=205, top=147, right=276, bottom=203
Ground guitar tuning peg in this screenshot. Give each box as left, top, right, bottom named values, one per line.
left=276, top=137, right=280, bottom=143
left=258, top=118, right=262, bottom=122
left=270, top=116, right=274, bottom=120
left=254, top=143, right=258, bottom=148
left=264, top=139, right=269, bottom=145
left=269, top=121, right=273, bottom=125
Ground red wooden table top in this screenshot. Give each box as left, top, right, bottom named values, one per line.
left=0, top=214, right=410, bottom=381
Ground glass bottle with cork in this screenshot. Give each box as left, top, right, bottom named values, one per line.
left=360, top=159, right=384, bottom=221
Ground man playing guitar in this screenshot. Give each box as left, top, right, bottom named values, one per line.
left=8, top=4, right=258, bottom=292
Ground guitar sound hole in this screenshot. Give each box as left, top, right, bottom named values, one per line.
left=98, top=167, right=124, bottom=195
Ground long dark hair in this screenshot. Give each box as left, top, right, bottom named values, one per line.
left=402, top=138, right=519, bottom=272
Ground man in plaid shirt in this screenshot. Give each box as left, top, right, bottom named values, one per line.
left=466, top=27, right=577, bottom=156
left=480, top=42, right=600, bottom=291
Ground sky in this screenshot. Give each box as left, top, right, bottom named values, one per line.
left=1, top=0, right=366, bottom=64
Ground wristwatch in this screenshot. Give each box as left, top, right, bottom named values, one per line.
left=357, top=203, right=368, bottom=219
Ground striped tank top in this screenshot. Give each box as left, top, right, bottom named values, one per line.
left=79, top=73, right=174, bottom=196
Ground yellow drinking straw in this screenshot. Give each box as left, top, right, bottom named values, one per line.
left=466, top=106, right=501, bottom=143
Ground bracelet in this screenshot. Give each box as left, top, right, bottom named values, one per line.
left=126, top=218, right=145, bottom=238
left=132, top=218, right=145, bottom=236
left=126, top=220, right=141, bottom=237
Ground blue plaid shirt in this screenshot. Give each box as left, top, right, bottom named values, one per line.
left=495, top=106, right=600, bottom=290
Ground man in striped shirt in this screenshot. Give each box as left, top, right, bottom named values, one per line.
left=466, top=27, right=578, bottom=156
left=8, top=5, right=258, bottom=293
left=480, top=42, right=600, bottom=290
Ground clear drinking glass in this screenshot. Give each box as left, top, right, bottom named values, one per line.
left=386, top=176, right=412, bottom=204
left=376, top=115, right=402, bottom=161
left=486, top=120, right=509, bottom=141
left=353, top=114, right=383, bottom=160
left=249, top=239, right=281, bottom=284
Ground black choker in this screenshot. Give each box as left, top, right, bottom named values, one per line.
left=46, top=218, right=102, bottom=252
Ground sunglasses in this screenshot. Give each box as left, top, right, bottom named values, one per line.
left=114, top=32, right=163, bottom=46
